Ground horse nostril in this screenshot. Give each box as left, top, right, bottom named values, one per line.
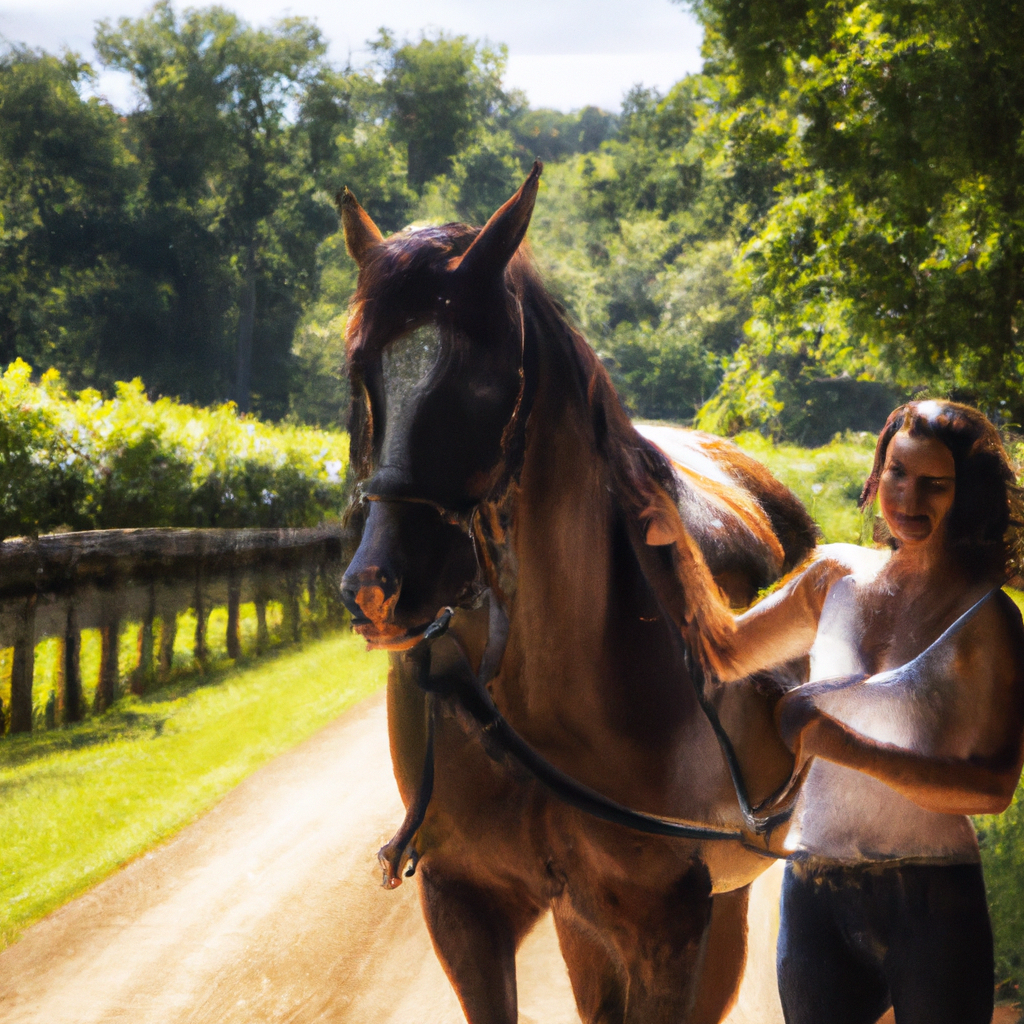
left=340, top=570, right=400, bottom=624
left=340, top=581, right=365, bottom=621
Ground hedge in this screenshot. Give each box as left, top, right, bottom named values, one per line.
left=0, top=361, right=348, bottom=537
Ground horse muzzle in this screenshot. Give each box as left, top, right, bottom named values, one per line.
left=340, top=569, right=416, bottom=650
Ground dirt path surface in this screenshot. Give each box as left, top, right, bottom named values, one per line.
left=2, top=690, right=1005, bottom=1024
left=0, top=691, right=583, bottom=1024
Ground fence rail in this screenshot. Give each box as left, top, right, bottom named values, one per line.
left=0, top=526, right=353, bottom=733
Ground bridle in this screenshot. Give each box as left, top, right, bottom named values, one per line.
left=352, top=310, right=794, bottom=886
left=368, top=491, right=795, bottom=889
left=358, top=488, right=475, bottom=532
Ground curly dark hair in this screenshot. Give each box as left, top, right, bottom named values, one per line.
left=859, top=400, right=1024, bottom=582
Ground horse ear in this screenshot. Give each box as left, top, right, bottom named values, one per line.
left=335, top=188, right=383, bottom=268
left=453, top=161, right=542, bottom=282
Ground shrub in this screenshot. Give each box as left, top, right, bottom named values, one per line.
left=977, top=779, right=1024, bottom=1001
left=0, top=360, right=348, bottom=537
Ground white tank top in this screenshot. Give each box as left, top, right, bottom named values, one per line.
left=787, top=578, right=992, bottom=864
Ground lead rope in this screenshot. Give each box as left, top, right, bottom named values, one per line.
left=377, top=595, right=792, bottom=888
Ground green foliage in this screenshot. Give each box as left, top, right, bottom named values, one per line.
left=730, top=430, right=877, bottom=543
left=287, top=230, right=353, bottom=428
left=0, top=46, right=141, bottom=381
left=683, top=0, right=1024, bottom=427
left=449, top=129, right=527, bottom=225
left=977, top=776, right=1024, bottom=1000
left=0, top=360, right=347, bottom=537
left=526, top=82, right=752, bottom=422
left=511, top=106, right=616, bottom=163
left=6, top=3, right=1022, bottom=441
left=372, top=30, right=521, bottom=190
left=94, top=2, right=338, bottom=415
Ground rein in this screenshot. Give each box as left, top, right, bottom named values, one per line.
left=368, top=429, right=796, bottom=885
left=378, top=587, right=788, bottom=888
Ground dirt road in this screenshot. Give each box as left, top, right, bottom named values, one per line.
left=0, top=691, right=809, bottom=1023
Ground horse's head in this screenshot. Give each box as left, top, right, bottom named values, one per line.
left=338, top=163, right=542, bottom=649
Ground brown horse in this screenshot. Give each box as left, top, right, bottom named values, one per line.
left=337, top=163, right=817, bottom=1023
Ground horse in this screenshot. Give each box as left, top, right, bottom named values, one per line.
left=337, top=162, right=818, bottom=1023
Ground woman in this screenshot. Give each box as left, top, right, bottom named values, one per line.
left=705, top=400, right=1024, bottom=1024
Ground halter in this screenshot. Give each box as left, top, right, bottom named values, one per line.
left=359, top=488, right=475, bottom=533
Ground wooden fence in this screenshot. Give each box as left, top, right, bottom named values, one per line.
left=0, top=526, right=352, bottom=734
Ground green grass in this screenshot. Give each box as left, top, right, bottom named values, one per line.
left=732, top=430, right=878, bottom=544
left=0, top=631, right=386, bottom=948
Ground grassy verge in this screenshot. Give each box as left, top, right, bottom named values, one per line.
left=0, top=630, right=386, bottom=948
left=731, top=430, right=878, bottom=544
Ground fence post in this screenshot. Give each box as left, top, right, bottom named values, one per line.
left=10, top=594, right=37, bottom=733
left=94, top=615, right=120, bottom=713
left=323, top=558, right=346, bottom=627
left=226, top=573, right=241, bottom=661
left=305, top=565, right=321, bottom=638
left=254, top=579, right=269, bottom=654
left=193, top=571, right=208, bottom=671
left=282, top=569, right=301, bottom=644
left=61, top=604, right=84, bottom=724
left=132, top=584, right=156, bottom=695
left=158, top=609, right=178, bottom=683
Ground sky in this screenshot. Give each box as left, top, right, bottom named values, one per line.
left=0, top=0, right=705, bottom=113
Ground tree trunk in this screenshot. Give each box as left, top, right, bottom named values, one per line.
left=10, top=594, right=37, bottom=733
left=235, top=242, right=256, bottom=414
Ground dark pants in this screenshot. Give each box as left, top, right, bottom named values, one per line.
left=777, top=860, right=994, bottom=1024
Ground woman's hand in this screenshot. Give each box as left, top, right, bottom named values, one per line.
left=776, top=687, right=819, bottom=753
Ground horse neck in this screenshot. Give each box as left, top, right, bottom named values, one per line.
left=496, top=331, right=699, bottom=745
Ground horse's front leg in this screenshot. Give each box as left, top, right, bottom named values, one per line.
left=419, top=865, right=543, bottom=1024
left=688, top=885, right=751, bottom=1024
left=552, top=863, right=717, bottom=1024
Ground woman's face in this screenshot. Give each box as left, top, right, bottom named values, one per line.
left=878, top=429, right=956, bottom=547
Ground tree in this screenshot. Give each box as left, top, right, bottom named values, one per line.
left=372, top=30, right=521, bottom=190
left=510, top=106, right=616, bottom=163
left=0, top=46, right=142, bottom=384
left=95, top=2, right=337, bottom=414
left=684, top=0, right=1024, bottom=426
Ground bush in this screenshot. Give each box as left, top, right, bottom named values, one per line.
left=730, top=430, right=877, bottom=544
left=977, top=777, right=1024, bottom=1001
left=0, top=360, right=348, bottom=537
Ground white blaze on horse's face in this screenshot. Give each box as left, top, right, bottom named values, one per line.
left=379, top=324, right=444, bottom=474
left=878, top=430, right=956, bottom=546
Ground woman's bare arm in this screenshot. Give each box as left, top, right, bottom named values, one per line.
left=707, top=544, right=875, bottom=681
left=778, top=594, right=1024, bottom=815
left=789, top=712, right=1022, bottom=814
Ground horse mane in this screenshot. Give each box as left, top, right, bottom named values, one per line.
left=493, top=250, right=815, bottom=646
